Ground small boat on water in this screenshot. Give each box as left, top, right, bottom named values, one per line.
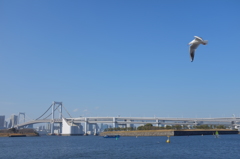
left=215, top=131, right=219, bottom=138
left=103, top=135, right=120, bottom=138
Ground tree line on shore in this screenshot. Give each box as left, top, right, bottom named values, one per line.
left=104, top=123, right=227, bottom=131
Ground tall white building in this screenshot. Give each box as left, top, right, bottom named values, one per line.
left=4, top=121, right=8, bottom=128
left=8, top=115, right=18, bottom=128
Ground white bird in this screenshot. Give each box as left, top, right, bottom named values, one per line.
left=188, top=36, right=208, bottom=62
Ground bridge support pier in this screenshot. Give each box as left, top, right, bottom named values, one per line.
left=156, top=119, right=159, bottom=127
left=113, top=117, right=118, bottom=128
left=59, top=104, right=62, bottom=134
left=94, top=124, right=98, bottom=136
left=50, top=103, right=55, bottom=134
left=84, top=118, right=88, bottom=135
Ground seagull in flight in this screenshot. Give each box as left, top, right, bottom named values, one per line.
left=188, top=36, right=208, bottom=62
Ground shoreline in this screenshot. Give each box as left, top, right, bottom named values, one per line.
left=0, top=133, right=39, bottom=137
left=100, top=129, right=239, bottom=136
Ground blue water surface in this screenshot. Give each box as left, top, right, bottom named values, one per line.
left=0, top=135, right=239, bottom=159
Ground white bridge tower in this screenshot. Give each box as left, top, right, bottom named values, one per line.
left=50, top=101, right=62, bottom=135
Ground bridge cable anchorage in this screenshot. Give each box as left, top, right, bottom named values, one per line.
left=43, top=104, right=61, bottom=119
left=35, top=104, right=53, bottom=120
left=62, top=104, right=72, bottom=118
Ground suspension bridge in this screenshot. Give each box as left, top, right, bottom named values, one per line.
left=15, top=101, right=240, bottom=135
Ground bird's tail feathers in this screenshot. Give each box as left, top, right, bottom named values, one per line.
left=203, top=40, right=208, bottom=45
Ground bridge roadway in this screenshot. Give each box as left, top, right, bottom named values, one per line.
left=17, top=119, right=62, bottom=127
left=16, top=117, right=240, bottom=127
left=68, top=117, right=240, bottom=126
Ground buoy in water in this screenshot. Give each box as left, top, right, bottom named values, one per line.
left=166, top=136, right=170, bottom=143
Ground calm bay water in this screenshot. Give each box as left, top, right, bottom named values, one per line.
left=1, top=135, right=240, bottom=159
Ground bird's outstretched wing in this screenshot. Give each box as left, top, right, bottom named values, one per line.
left=189, top=43, right=200, bottom=62
left=190, top=49, right=195, bottom=62
left=194, top=36, right=204, bottom=41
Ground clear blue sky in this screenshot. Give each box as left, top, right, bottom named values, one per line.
left=1, top=0, right=240, bottom=120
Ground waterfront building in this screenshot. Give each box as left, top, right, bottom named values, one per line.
left=8, top=115, right=18, bottom=128
left=118, top=124, right=125, bottom=128
left=4, top=121, right=8, bottom=128
left=0, top=116, right=5, bottom=129
left=27, top=124, right=33, bottom=128
left=72, top=123, right=83, bottom=134
left=46, top=123, right=51, bottom=132
left=101, top=124, right=109, bottom=131
left=8, top=120, right=12, bottom=128
left=38, top=125, right=46, bottom=131
left=37, top=126, right=45, bottom=131
left=127, top=119, right=134, bottom=128
left=88, top=124, right=93, bottom=132
left=92, top=124, right=99, bottom=134
left=100, top=123, right=104, bottom=132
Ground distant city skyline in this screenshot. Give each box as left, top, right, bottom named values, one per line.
left=1, top=1, right=240, bottom=119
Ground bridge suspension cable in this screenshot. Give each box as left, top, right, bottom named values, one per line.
left=43, top=104, right=61, bottom=119
left=55, top=104, right=72, bottom=118
left=62, top=104, right=72, bottom=118
left=35, top=104, right=53, bottom=120
left=34, top=102, right=72, bottom=121
left=57, top=106, right=66, bottom=118
left=25, top=114, right=34, bottom=122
